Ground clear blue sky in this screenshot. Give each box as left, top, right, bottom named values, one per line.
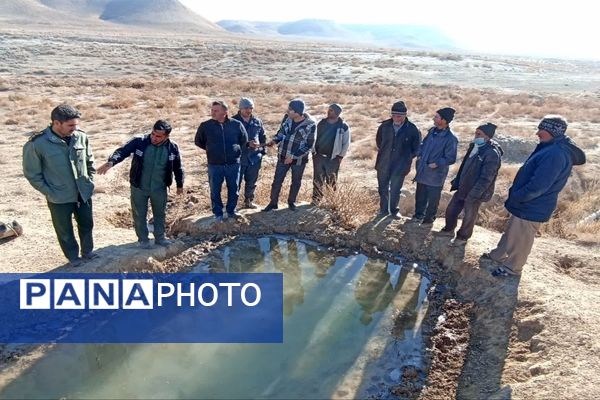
left=179, top=0, right=598, bottom=60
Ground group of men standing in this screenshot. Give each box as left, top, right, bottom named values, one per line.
left=22, top=101, right=585, bottom=278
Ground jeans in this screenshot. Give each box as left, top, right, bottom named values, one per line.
left=377, top=168, right=407, bottom=214
left=414, top=182, right=443, bottom=221
left=47, top=198, right=94, bottom=261
left=208, top=163, right=241, bottom=216
left=239, top=162, right=261, bottom=202
left=269, top=160, right=306, bottom=205
left=130, top=186, right=167, bottom=242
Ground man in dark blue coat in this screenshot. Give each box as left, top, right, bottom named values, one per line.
left=487, top=115, right=586, bottom=277
left=440, top=123, right=502, bottom=243
left=195, top=101, right=248, bottom=221
left=413, top=107, right=458, bottom=224
left=375, top=101, right=421, bottom=218
left=232, top=97, right=267, bottom=209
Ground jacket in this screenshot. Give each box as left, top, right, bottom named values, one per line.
left=23, top=127, right=95, bottom=204
left=273, top=113, right=316, bottom=165
left=415, top=127, right=458, bottom=187
left=375, top=118, right=421, bottom=175
left=232, top=112, right=267, bottom=166
left=107, top=134, right=184, bottom=189
left=195, top=117, right=248, bottom=165
left=505, top=135, right=586, bottom=222
left=451, top=140, right=503, bottom=202
left=313, top=117, right=351, bottom=159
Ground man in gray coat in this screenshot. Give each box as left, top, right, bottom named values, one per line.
left=413, top=107, right=458, bottom=225
left=440, top=123, right=502, bottom=243
left=23, top=104, right=96, bottom=266
left=375, top=101, right=421, bottom=218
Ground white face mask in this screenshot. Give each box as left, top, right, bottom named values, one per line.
left=473, top=137, right=486, bottom=146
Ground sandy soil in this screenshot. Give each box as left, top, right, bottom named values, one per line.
left=1, top=26, right=599, bottom=399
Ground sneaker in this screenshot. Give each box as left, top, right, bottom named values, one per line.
left=421, top=218, right=435, bottom=225
left=451, top=237, right=467, bottom=246
left=66, top=258, right=83, bottom=268
left=228, top=212, right=243, bottom=220
left=376, top=211, right=388, bottom=218
left=214, top=215, right=224, bottom=223
left=262, top=203, right=278, bottom=212
left=491, top=266, right=517, bottom=277
left=82, top=252, right=99, bottom=260
left=155, top=238, right=173, bottom=247
left=288, top=203, right=297, bottom=211
left=138, top=241, right=154, bottom=249
left=409, top=216, right=423, bottom=223
left=244, top=201, right=258, bottom=209
left=392, top=212, right=402, bottom=220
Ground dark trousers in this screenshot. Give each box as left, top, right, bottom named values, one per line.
left=312, top=155, right=341, bottom=202
left=208, top=163, right=241, bottom=217
left=47, top=199, right=94, bottom=261
left=377, top=168, right=407, bottom=214
left=270, top=160, right=306, bottom=205
left=414, top=182, right=443, bottom=221
left=131, top=186, right=167, bottom=242
left=444, top=193, right=482, bottom=239
left=239, top=162, right=261, bottom=202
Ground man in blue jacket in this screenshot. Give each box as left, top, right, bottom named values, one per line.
left=413, top=107, right=458, bottom=225
left=97, top=120, right=184, bottom=248
left=487, top=115, right=586, bottom=277
left=232, top=97, right=267, bottom=209
left=375, top=101, right=421, bottom=218
left=195, top=101, right=248, bottom=221
left=440, top=123, right=502, bottom=243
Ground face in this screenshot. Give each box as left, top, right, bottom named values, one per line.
left=474, top=129, right=488, bottom=140
left=240, top=107, right=253, bottom=119
left=433, top=113, right=444, bottom=128
left=150, top=129, right=169, bottom=145
left=211, top=104, right=227, bottom=121
left=327, top=108, right=339, bottom=120
left=537, top=129, right=554, bottom=143
left=287, top=108, right=298, bottom=119
left=53, top=118, right=79, bottom=136
left=391, top=113, right=406, bottom=124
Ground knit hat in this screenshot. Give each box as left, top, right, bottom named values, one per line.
left=391, top=101, right=407, bottom=115
left=288, top=99, right=305, bottom=115
left=437, top=107, right=455, bottom=123
left=538, top=115, right=567, bottom=137
left=239, top=97, right=254, bottom=109
left=329, top=103, right=343, bottom=115
left=477, top=122, right=497, bottom=138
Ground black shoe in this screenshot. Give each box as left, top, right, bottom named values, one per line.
left=228, top=212, right=243, bottom=220
left=244, top=201, right=258, bottom=209
left=288, top=203, right=297, bottom=211
left=263, top=203, right=278, bottom=212
left=155, top=238, right=173, bottom=247
left=421, top=218, right=435, bottom=225
left=438, top=227, right=454, bottom=235
left=392, top=212, right=402, bottom=220
left=409, top=216, right=423, bottom=223
left=82, top=251, right=99, bottom=260
left=66, top=258, right=83, bottom=268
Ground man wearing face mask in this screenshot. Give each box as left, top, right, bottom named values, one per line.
left=97, top=120, right=184, bottom=248
left=439, top=123, right=503, bottom=244
left=486, top=115, right=586, bottom=277
left=23, top=104, right=97, bottom=267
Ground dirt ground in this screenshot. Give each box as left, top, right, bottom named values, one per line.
left=1, top=26, right=600, bottom=399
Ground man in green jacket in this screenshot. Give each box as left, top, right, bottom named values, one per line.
left=23, top=104, right=97, bottom=267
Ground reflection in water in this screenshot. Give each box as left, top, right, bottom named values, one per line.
left=1, top=236, right=429, bottom=400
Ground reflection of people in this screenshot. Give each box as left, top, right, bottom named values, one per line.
left=23, top=104, right=96, bottom=267
left=227, top=239, right=265, bottom=272
left=305, top=247, right=336, bottom=278
left=269, top=238, right=305, bottom=316
left=97, top=120, right=184, bottom=248
left=487, top=115, right=586, bottom=277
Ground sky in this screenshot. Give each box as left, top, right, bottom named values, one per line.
left=179, top=0, right=599, bottom=60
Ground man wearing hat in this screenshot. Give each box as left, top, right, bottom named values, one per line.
left=375, top=101, right=421, bottom=218
left=312, top=103, right=351, bottom=204
left=232, top=97, right=267, bottom=209
left=440, top=123, right=503, bottom=243
left=413, top=107, right=459, bottom=225
left=486, top=115, right=586, bottom=277
left=263, top=99, right=316, bottom=211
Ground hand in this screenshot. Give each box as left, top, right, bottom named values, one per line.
left=266, top=140, right=276, bottom=147
left=248, top=140, right=259, bottom=150
left=428, top=162, right=438, bottom=169
left=284, top=156, right=294, bottom=165
left=176, top=187, right=184, bottom=195
left=336, top=155, right=343, bottom=163
left=97, top=161, right=113, bottom=175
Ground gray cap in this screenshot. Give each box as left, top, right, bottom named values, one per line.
left=239, top=97, right=254, bottom=109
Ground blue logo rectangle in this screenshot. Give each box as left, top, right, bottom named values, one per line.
left=0, top=273, right=283, bottom=343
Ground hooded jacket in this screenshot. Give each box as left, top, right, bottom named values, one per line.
left=505, top=135, right=586, bottom=222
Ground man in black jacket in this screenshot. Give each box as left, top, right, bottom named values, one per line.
left=375, top=101, right=421, bottom=218
left=440, top=123, right=502, bottom=243
left=97, top=120, right=184, bottom=248
left=195, top=101, right=248, bottom=221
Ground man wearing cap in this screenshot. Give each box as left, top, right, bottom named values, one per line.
left=375, top=101, right=421, bottom=218
left=440, top=123, right=503, bottom=243
left=263, top=99, right=316, bottom=211
left=486, top=115, right=585, bottom=277
left=195, top=100, right=248, bottom=222
left=312, top=103, right=351, bottom=204
left=413, top=107, right=459, bottom=225
left=232, top=97, right=267, bottom=209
